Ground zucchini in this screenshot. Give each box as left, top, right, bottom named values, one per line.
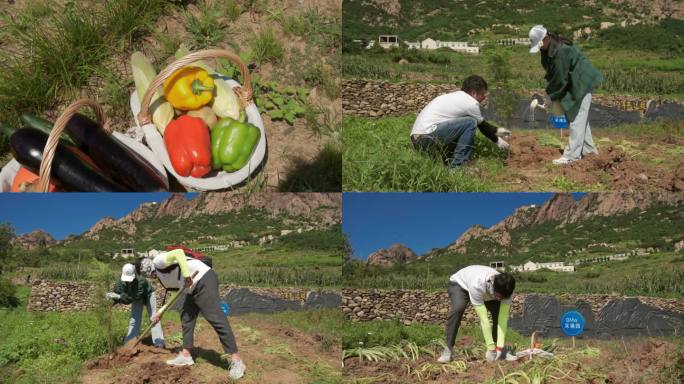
left=65, top=113, right=168, bottom=191
left=131, top=52, right=174, bottom=134
left=10, top=127, right=128, bottom=192
left=20, top=113, right=77, bottom=146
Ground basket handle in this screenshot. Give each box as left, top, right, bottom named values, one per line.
left=137, top=49, right=253, bottom=126
left=38, top=98, right=111, bottom=192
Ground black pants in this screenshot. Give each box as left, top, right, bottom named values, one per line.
left=182, top=269, right=238, bottom=354
left=445, top=283, right=500, bottom=350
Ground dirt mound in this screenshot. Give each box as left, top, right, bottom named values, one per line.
left=661, top=163, right=684, bottom=192
left=84, top=344, right=195, bottom=384
left=504, top=135, right=680, bottom=191
left=86, top=345, right=167, bottom=369
left=560, top=146, right=654, bottom=189
left=506, top=136, right=562, bottom=169
left=119, top=361, right=196, bottom=384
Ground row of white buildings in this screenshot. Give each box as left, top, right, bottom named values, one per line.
left=490, top=250, right=637, bottom=273
left=364, top=35, right=532, bottom=54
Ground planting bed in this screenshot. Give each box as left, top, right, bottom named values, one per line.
left=343, top=337, right=680, bottom=384
left=501, top=133, right=684, bottom=192
left=82, top=312, right=340, bottom=384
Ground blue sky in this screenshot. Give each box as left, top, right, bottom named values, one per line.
left=343, top=193, right=584, bottom=259
left=0, top=193, right=197, bottom=240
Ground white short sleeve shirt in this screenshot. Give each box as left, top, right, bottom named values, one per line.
left=449, top=265, right=512, bottom=305
left=411, top=91, right=484, bottom=136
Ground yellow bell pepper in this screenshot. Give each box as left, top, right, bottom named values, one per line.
left=163, top=67, right=215, bottom=110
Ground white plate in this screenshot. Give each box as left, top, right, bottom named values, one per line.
left=130, top=77, right=266, bottom=191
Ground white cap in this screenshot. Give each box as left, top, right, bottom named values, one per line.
left=529, top=25, right=547, bottom=53
left=121, top=263, right=136, bottom=282
left=153, top=252, right=169, bottom=270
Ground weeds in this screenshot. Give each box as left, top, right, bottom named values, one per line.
left=251, top=29, right=284, bottom=64
left=185, top=0, right=227, bottom=49
left=406, top=360, right=467, bottom=380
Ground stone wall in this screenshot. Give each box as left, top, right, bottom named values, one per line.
left=342, top=289, right=684, bottom=337
left=27, top=280, right=340, bottom=314
left=342, top=80, right=683, bottom=126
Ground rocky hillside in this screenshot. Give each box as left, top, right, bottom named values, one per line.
left=82, top=193, right=341, bottom=240
left=426, top=192, right=684, bottom=259
left=10, top=230, right=56, bottom=250
left=366, top=243, right=417, bottom=266
left=362, top=192, right=683, bottom=265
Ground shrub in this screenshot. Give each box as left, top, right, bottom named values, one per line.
left=0, top=279, right=20, bottom=308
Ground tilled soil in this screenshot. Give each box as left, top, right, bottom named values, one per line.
left=81, top=315, right=340, bottom=384
left=343, top=338, right=679, bottom=384
left=503, top=135, right=684, bottom=192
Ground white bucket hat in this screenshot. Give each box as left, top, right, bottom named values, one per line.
left=121, top=263, right=136, bottom=282
left=529, top=25, right=547, bottom=53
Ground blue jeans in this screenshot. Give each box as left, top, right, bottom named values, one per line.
left=413, top=117, right=477, bottom=168
left=125, top=293, right=164, bottom=347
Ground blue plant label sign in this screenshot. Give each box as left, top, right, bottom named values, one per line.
left=549, top=115, right=568, bottom=129
left=560, top=310, right=585, bottom=336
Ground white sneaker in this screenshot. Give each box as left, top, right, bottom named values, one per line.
left=229, top=359, right=246, bottom=379
left=437, top=348, right=452, bottom=363
left=552, top=156, right=574, bottom=165
left=166, top=352, right=194, bottom=366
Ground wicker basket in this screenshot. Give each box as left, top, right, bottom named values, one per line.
left=0, top=98, right=168, bottom=192
left=131, top=49, right=266, bottom=191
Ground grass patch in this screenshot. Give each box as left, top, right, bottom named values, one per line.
left=251, top=29, right=284, bottom=64
left=0, top=0, right=170, bottom=125
left=342, top=115, right=506, bottom=191
left=184, top=0, right=227, bottom=49
left=0, top=306, right=128, bottom=383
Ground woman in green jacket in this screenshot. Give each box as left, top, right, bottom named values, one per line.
left=529, top=25, right=604, bottom=165
left=107, top=263, right=165, bottom=348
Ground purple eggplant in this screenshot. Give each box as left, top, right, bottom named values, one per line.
left=10, top=127, right=128, bottom=192
left=65, top=113, right=168, bottom=191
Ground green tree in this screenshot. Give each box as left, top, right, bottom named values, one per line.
left=0, top=223, right=15, bottom=275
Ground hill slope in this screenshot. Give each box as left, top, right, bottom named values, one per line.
left=343, top=0, right=683, bottom=41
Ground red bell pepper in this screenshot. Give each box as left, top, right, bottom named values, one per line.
left=163, top=115, right=212, bottom=178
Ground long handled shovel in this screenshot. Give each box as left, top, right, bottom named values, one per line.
left=126, top=270, right=198, bottom=348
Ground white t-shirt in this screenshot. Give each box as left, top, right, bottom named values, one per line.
left=449, top=265, right=512, bottom=305
left=411, top=91, right=484, bottom=136
left=156, top=257, right=210, bottom=293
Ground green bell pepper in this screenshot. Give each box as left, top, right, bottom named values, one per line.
left=211, top=117, right=260, bottom=172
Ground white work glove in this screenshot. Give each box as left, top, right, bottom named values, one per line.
left=496, top=127, right=511, bottom=139
left=485, top=349, right=497, bottom=362
left=106, top=292, right=120, bottom=300
left=496, top=138, right=510, bottom=150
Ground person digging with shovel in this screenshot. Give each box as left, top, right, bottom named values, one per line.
left=528, top=25, right=603, bottom=165
left=151, top=248, right=246, bottom=380
left=410, top=75, right=511, bottom=171
left=107, top=263, right=165, bottom=348
left=438, top=265, right=517, bottom=364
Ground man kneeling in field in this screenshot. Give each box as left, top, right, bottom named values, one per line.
left=411, top=75, right=511, bottom=169
left=438, top=265, right=518, bottom=363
